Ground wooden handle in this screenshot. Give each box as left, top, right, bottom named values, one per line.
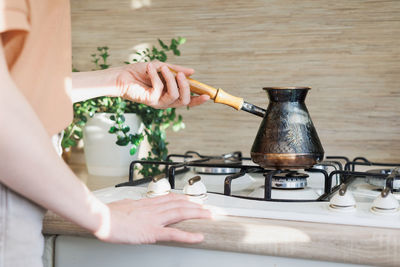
left=186, top=77, right=218, bottom=99
left=213, top=88, right=244, bottom=111
left=169, top=69, right=244, bottom=110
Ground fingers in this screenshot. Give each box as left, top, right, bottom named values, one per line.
left=157, top=228, right=204, bottom=243
left=146, top=63, right=164, bottom=105
left=166, top=63, right=195, bottom=76
left=188, top=94, right=211, bottom=107
left=152, top=61, right=195, bottom=76
left=105, top=192, right=211, bottom=245
left=167, top=71, right=209, bottom=108
left=159, top=207, right=212, bottom=226
left=145, top=62, right=208, bottom=109
left=170, top=72, right=191, bottom=107
left=159, top=66, right=179, bottom=106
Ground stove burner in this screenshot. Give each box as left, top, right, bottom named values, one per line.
left=192, top=159, right=241, bottom=174
left=190, top=153, right=242, bottom=174
left=270, top=172, right=309, bottom=189
left=365, top=169, right=400, bottom=190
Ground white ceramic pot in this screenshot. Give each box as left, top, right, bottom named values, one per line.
left=83, top=113, right=143, bottom=177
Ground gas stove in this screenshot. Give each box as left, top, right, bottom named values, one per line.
left=93, top=151, right=400, bottom=229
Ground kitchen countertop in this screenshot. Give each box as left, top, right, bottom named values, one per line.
left=43, top=163, right=400, bottom=267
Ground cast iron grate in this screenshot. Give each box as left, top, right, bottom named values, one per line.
left=115, top=151, right=400, bottom=202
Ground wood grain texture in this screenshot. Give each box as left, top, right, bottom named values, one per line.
left=70, top=0, right=400, bottom=162
left=43, top=211, right=400, bottom=266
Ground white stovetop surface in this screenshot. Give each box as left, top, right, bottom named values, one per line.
left=93, top=165, right=400, bottom=229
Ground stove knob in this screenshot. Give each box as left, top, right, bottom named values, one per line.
left=183, top=176, right=207, bottom=202
left=371, top=188, right=399, bottom=215
left=147, top=177, right=171, bottom=198
left=329, top=185, right=356, bottom=212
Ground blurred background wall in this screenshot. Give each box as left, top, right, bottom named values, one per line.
left=71, top=0, right=400, bottom=161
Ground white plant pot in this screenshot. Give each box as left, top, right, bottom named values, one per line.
left=83, top=113, right=143, bottom=177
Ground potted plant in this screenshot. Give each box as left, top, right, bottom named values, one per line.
left=62, top=38, right=186, bottom=177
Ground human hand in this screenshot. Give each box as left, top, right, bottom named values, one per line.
left=116, top=61, right=210, bottom=109
left=94, top=193, right=211, bottom=244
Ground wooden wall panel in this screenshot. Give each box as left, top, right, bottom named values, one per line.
left=71, top=0, right=400, bottom=162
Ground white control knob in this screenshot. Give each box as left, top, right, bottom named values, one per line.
left=147, top=177, right=171, bottom=198
left=183, top=176, right=207, bottom=202
left=329, top=185, right=356, bottom=212
left=371, top=190, right=399, bottom=215
left=371, top=168, right=400, bottom=215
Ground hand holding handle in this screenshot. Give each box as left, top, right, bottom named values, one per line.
left=169, top=69, right=244, bottom=110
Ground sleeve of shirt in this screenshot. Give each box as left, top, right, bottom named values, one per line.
left=0, top=0, right=30, bottom=33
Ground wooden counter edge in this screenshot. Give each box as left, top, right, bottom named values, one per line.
left=43, top=211, right=400, bottom=267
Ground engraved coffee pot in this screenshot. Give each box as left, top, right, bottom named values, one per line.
left=250, top=87, right=324, bottom=169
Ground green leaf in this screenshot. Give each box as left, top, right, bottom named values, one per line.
left=173, top=121, right=185, bottom=132
left=73, top=129, right=83, bottom=139
left=109, top=126, right=117, bottom=133
left=129, top=145, right=137, bottom=155
left=158, top=39, right=169, bottom=49
left=158, top=51, right=167, bottom=62
left=116, top=137, right=129, bottom=146
left=66, top=139, right=77, bottom=147
left=79, top=115, right=87, bottom=123
left=118, top=101, right=127, bottom=109
left=178, top=37, right=186, bottom=45
left=116, top=115, right=125, bottom=123
left=173, top=49, right=181, bottom=56
left=169, top=43, right=176, bottom=51
left=122, top=125, right=130, bottom=133
left=76, top=120, right=86, bottom=126
left=151, top=147, right=158, bottom=155
left=130, top=133, right=144, bottom=144
left=110, top=115, right=116, bottom=121
left=171, top=39, right=178, bottom=46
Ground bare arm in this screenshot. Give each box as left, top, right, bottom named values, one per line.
left=0, top=44, right=210, bottom=244
left=70, top=62, right=210, bottom=106
left=0, top=45, right=108, bottom=234
left=70, top=68, right=120, bottom=103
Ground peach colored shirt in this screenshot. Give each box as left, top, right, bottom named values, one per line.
left=0, top=0, right=72, bottom=136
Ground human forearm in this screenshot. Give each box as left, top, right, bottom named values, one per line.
left=0, top=74, right=108, bottom=234
left=70, top=68, right=122, bottom=103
